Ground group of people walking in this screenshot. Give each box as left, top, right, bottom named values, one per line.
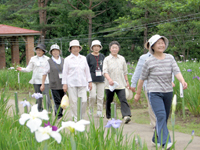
left=17, top=34, right=187, bottom=150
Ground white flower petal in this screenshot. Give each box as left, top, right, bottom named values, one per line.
left=50, top=132, right=62, bottom=143
left=26, top=118, right=42, bottom=133
left=74, top=124, right=85, bottom=132
left=31, top=104, right=39, bottom=112
left=38, top=110, right=49, bottom=120
left=77, top=120, right=90, bottom=125
left=35, top=129, right=50, bottom=142
left=19, top=114, right=31, bottom=125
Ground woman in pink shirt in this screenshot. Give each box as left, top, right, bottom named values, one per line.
left=62, top=40, right=92, bottom=121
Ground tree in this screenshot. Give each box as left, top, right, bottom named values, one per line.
left=66, top=0, right=110, bottom=51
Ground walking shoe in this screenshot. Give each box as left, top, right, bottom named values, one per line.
left=97, top=111, right=104, bottom=118
left=151, top=141, right=161, bottom=147
left=163, top=142, right=172, bottom=150
left=124, top=116, right=131, bottom=124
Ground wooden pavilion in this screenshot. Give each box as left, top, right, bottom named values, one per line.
left=0, top=24, right=41, bottom=69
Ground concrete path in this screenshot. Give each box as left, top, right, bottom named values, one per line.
left=7, top=99, right=200, bottom=150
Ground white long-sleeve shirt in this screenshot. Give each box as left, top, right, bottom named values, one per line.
left=62, top=53, right=92, bottom=87
left=20, top=55, right=49, bottom=84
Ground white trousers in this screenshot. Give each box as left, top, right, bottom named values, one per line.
left=68, top=86, right=87, bottom=120
left=89, top=82, right=104, bottom=112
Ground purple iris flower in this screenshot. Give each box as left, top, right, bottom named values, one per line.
left=105, top=118, right=122, bottom=128
left=44, top=121, right=58, bottom=131
left=127, top=62, right=130, bottom=65
left=187, top=69, right=192, bottom=72
left=128, top=73, right=133, bottom=75
left=192, top=130, right=195, bottom=136
left=32, top=93, right=43, bottom=99
left=193, top=76, right=200, bottom=80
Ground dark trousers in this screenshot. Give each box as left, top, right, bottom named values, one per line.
left=51, top=89, right=65, bottom=119
left=33, top=84, right=52, bottom=112
left=105, top=89, right=131, bottom=119
left=148, top=92, right=173, bottom=145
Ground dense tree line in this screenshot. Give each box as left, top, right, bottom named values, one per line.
left=0, top=0, right=200, bottom=66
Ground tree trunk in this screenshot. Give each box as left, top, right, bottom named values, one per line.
left=88, top=15, right=92, bottom=53
left=38, top=0, right=48, bottom=44
left=143, top=10, right=148, bottom=54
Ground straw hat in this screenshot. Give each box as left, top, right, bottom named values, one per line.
left=144, top=34, right=169, bottom=54
left=68, top=40, right=82, bottom=52
left=90, top=40, right=103, bottom=51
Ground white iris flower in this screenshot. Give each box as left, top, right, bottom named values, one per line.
left=57, top=120, right=90, bottom=133
left=19, top=104, right=49, bottom=133
left=35, top=126, right=61, bottom=143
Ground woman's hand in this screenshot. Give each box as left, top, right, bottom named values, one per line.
left=88, top=82, right=92, bottom=91
left=40, top=84, right=45, bottom=92
left=63, top=84, right=68, bottom=93
left=17, top=67, right=22, bottom=71
left=182, top=81, right=188, bottom=90
left=108, top=79, right=114, bottom=86
left=134, top=93, right=141, bottom=102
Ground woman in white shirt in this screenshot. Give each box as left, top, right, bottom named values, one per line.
left=62, top=40, right=92, bottom=121
left=17, top=43, right=52, bottom=112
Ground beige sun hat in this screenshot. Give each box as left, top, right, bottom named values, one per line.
left=90, top=40, right=103, bottom=51
left=68, top=40, right=82, bottom=52
left=125, top=87, right=133, bottom=100
left=49, top=43, right=61, bottom=55
left=144, top=34, right=169, bottom=54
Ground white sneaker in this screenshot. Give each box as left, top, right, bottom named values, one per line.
left=124, top=116, right=131, bottom=124
left=151, top=141, right=160, bottom=147
left=163, top=142, right=172, bottom=150
left=97, top=111, right=104, bottom=118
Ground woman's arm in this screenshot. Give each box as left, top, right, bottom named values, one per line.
left=134, top=79, right=144, bottom=102
left=175, top=73, right=187, bottom=89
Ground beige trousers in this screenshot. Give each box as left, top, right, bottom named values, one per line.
left=68, top=86, right=87, bottom=120
left=144, top=89, right=156, bottom=127
left=89, top=82, right=104, bottom=112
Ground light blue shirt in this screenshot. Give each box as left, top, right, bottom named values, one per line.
left=131, top=52, right=151, bottom=89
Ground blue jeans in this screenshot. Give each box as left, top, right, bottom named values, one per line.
left=148, top=92, right=173, bottom=145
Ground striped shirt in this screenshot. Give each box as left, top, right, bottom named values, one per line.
left=140, top=54, right=180, bottom=92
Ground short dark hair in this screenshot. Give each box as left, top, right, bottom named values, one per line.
left=109, top=41, right=120, bottom=50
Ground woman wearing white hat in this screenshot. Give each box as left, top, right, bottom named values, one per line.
left=134, top=34, right=187, bottom=149
left=40, top=44, right=64, bottom=120
left=62, top=40, right=92, bottom=121
left=17, top=43, right=51, bottom=112
left=86, top=40, right=105, bottom=117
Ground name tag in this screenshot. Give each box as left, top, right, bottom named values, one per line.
left=95, top=69, right=102, bottom=76
left=59, top=73, right=62, bottom=79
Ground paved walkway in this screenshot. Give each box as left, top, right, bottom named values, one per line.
left=7, top=100, right=200, bottom=150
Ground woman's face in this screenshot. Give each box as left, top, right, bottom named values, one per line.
left=92, top=45, right=101, bottom=53
left=35, top=48, right=45, bottom=57
left=71, top=46, right=80, bottom=56
left=51, top=49, right=60, bottom=57
left=110, top=44, right=119, bottom=56
left=152, top=39, right=166, bottom=53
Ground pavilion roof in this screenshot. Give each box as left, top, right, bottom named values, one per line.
left=0, top=24, right=41, bottom=37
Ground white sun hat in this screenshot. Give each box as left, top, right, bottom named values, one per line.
left=49, top=44, right=61, bottom=55
left=90, top=40, right=103, bottom=51
left=145, top=34, right=169, bottom=54
left=68, top=40, right=82, bottom=52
